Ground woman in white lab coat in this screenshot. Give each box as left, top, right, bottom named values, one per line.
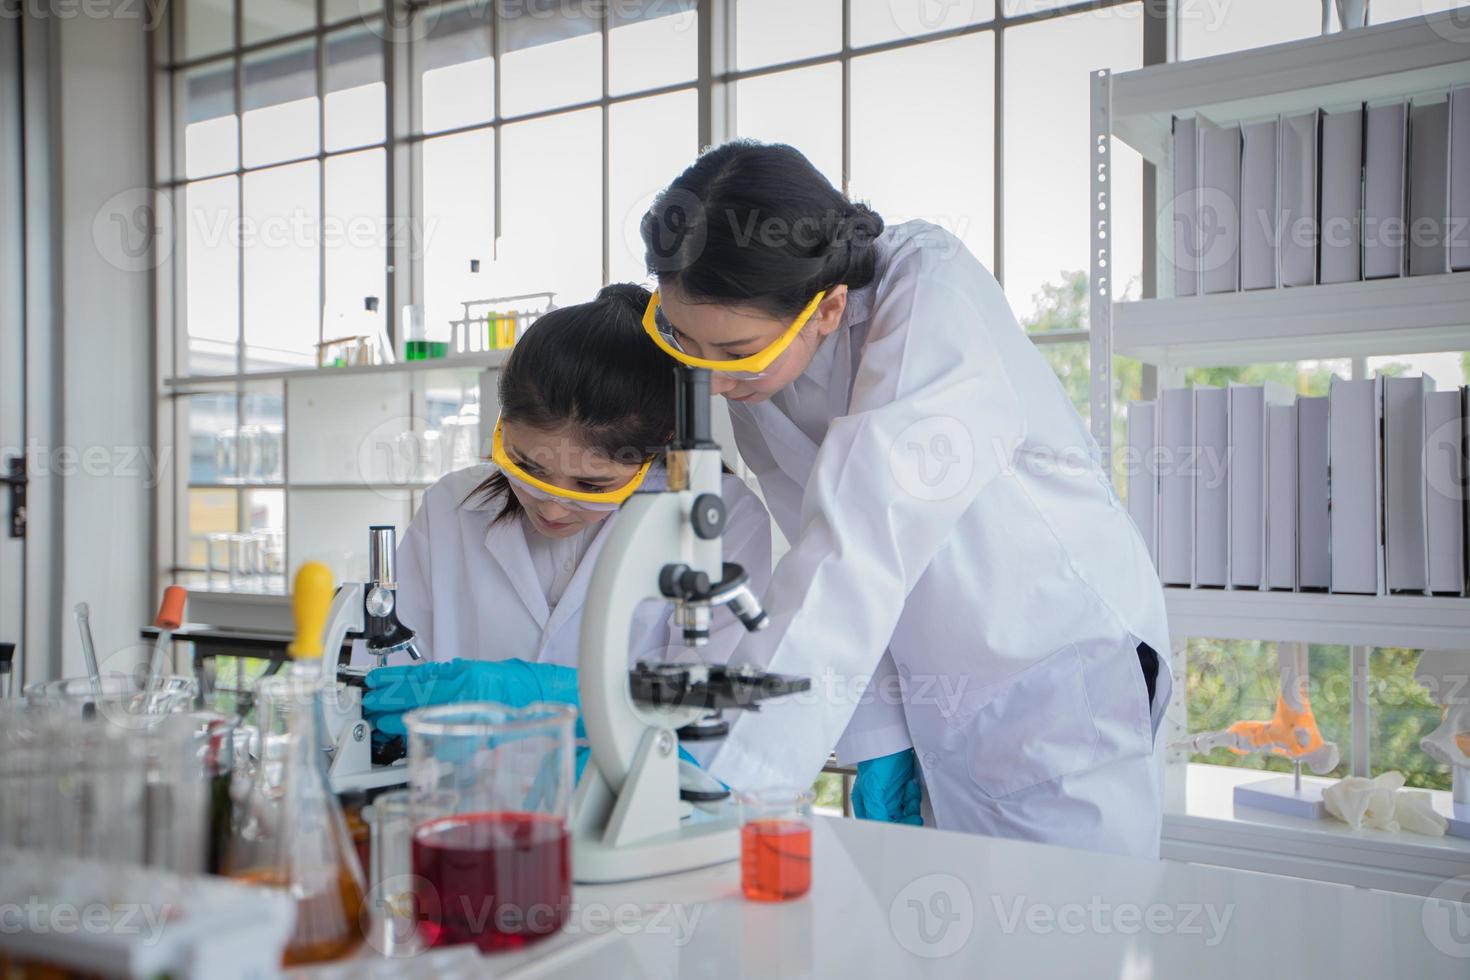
left=637, top=141, right=1172, bottom=858
left=362, top=284, right=771, bottom=736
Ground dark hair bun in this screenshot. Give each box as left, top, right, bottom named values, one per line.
left=822, top=202, right=885, bottom=288
left=595, top=282, right=653, bottom=313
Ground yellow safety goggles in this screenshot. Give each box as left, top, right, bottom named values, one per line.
left=491, top=417, right=654, bottom=510
left=642, top=289, right=826, bottom=380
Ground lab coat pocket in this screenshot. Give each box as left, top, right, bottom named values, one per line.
left=961, top=645, right=1100, bottom=799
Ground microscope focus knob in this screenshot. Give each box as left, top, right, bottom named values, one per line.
left=690, top=493, right=725, bottom=540
left=659, top=564, right=711, bottom=599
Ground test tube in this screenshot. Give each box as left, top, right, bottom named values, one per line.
left=365, top=789, right=428, bottom=958
left=738, top=787, right=814, bottom=902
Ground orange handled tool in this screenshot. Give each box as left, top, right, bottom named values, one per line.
left=146, top=585, right=188, bottom=690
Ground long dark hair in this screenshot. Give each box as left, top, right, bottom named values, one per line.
left=641, top=140, right=885, bottom=320
left=471, top=283, right=675, bottom=523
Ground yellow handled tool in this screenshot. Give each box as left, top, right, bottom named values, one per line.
left=288, top=562, right=334, bottom=662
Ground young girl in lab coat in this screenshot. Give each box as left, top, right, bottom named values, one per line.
left=361, top=284, right=771, bottom=734
left=637, top=141, right=1171, bottom=858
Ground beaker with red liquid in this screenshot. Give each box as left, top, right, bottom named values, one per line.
left=739, top=788, right=814, bottom=902
left=405, top=701, right=577, bottom=953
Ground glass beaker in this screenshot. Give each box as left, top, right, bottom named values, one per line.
left=738, top=787, right=814, bottom=902
left=227, top=673, right=366, bottom=966
left=25, top=672, right=198, bottom=718
left=405, top=702, right=577, bottom=953
left=364, top=789, right=430, bottom=958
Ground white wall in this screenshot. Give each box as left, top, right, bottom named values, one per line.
left=51, top=2, right=154, bottom=677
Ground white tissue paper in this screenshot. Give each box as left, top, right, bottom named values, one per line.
left=1323, top=772, right=1404, bottom=832
left=1394, top=790, right=1449, bottom=837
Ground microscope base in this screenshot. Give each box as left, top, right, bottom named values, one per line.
left=573, top=819, right=739, bottom=884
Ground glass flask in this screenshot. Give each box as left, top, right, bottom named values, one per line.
left=226, top=672, right=366, bottom=965
left=406, top=701, right=577, bottom=952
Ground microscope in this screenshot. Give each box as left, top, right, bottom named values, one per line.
left=573, top=367, right=810, bottom=884
left=316, top=525, right=423, bottom=794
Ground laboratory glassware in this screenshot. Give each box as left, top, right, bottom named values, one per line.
left=405, top=701, right=577, bottom=952
left=226, top=673, right=366, bottom=964
left=738, top=787, right=814, bottom=902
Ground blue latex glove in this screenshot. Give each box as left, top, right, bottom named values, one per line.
left=851, top=750, right=923, bottom=825
left=363, top=658, right=580, bottom=738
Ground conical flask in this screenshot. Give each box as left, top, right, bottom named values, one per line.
left=227, top=563, right=365, bottom=965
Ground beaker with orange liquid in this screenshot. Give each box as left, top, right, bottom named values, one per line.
left=739, top=788, right=814, bottom=902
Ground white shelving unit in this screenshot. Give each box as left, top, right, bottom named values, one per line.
left=161, top=352, right=510, bottom=596
left=1089, top=13, right=1470, bottom=893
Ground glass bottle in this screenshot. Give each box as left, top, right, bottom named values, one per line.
left=227, top=562, right=365, bottom=965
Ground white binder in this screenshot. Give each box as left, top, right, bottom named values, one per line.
left=1451, top=86, right=1470, bottom=272
left=1158, top=388, right=1196, bottom=587
left=1240, top=119, right=1279, bottom=291
left=1229, top=383, right=1294, bottom=589
left=1382, top=375, right=1435, bottom=594
left=1329, top=377, right=1385, bottom=595
left=1172, top=116, right=1200, bottom=297
left=1298, top=396, right=1331, bottom=591
left=1195, top=386, right=1229, bottom=588
left=1364, top=101, right=1408, bottom=280
left=1408, top=99, right=1452, bottom=277
left=1424, top=387, right=1467, bottom=595
left=1278, top=110, right=1319, bottom=288
left=1197, top=117, right=1242, bottom=295
left=1320, top=107, right=1364, bottom=285
left=1126, top=401, right=1159, bottom=568
left=1265, top=402, right=1298, bottom=591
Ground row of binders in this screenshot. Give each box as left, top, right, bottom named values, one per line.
left=1126, top=379, right=1468, bottom=596
left=1171, top=87, right=1470, bottom=295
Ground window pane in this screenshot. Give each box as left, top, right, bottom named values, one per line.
left=422, top=129, right=494, bottom=341
left=736, top=63, right=843, bottom=190
left=182, top=62, right=238, bottom=180
left=1005, top=5, right=1141, bottom=323
left=1182, top=359, right=1351, bottom=393
left=324, top=149, right=387, bottom=347
left=181, top=0, right=234, bottom=61
left=242, top=160, right=320, bottom=371
left=609, top=0, right=697, bottom=96
left=1371, top=648, right=1453, bottom=791
left=1368, top=350, right=1469, bottom=388
left=185, top=175, right=240, bottom=375
left=325, top=25, right=385, bottom=151
left=1187, top=639, right=1351, bottom=780
left=1036, top=340, right=1090, bottom=422
left=243, top=383, right=286, bottom=484
left=185, top=488, right=238, bottom=569
left=243, top=41, right=319, bottom=168
left=325, top=0, right=367, bottom=24
left=1371, top=0, right=1470, bottom=24
left=852, top=0, right=994, bottom=47
left=500, top=3, right=601, bottom=118
left=417, top=1, right=494, bottom=135
left=850, top=33, right=994, bottom=269
left=1178, top=0, right=1322, bottom=61
left=242, top=0, right=314, bottom=46
left=735, top=0, right=841, bottom=70
left=498, top=108, right=603, bottom=303
left=188, top=392, right=238, bottom=483
left=609, top=90, right=698, bottom=284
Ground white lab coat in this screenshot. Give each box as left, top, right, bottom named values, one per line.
left=708, top=220, right=1173, bottom=859
left=393, top=464, right=773, bottom=672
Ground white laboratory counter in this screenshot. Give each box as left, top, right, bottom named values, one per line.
left=307, top=814, right=1470, bottom=979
